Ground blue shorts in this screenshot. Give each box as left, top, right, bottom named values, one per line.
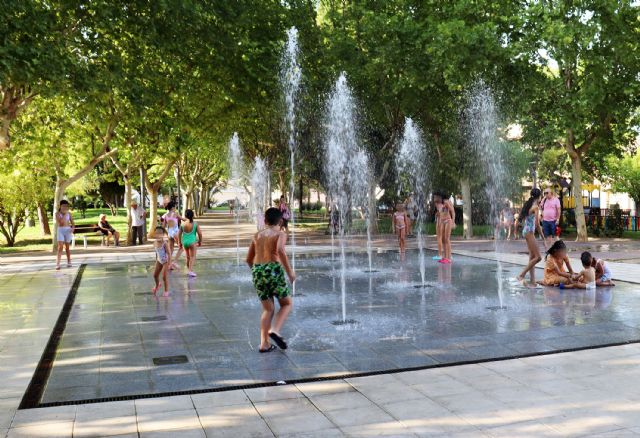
left=542, top=220, right=556, bottom=238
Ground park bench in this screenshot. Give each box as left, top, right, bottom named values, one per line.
left=70, top=224, right=107, bottom=249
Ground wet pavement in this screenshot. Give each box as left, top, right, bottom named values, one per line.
left=39, top=250, right=640, bottom=405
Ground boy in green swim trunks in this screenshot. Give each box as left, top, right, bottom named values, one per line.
left=246, top=207, right=296, bottom=353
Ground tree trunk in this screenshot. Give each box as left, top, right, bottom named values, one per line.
left=37, top=202, right=51, bottom=236
left=147, top=188, right=158, bottom=238
left=570, top=155, right=588, bottom=241
left=0, top=115, right=10, bottom=151
left=298, top=177, right=303, bottom=219
left=124, top=177, right=133, bottom=244
left=368, top=183, right=378, bottom=234
left=183, top=191, right=191, bottom=213
left=461, top=177, right=473, bottom=239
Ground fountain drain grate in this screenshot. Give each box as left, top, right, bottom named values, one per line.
left=486, top=306, right=508, bottom=311
left=141, top=315, right=167, bottom=322
left=331, top=319, right=359, bottom=326
left=153, top=355, right=189, bottom=366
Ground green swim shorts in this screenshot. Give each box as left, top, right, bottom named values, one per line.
left=252, top=262, right=290, bottom=301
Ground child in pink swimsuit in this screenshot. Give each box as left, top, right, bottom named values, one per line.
left=393, top=203, right=409, bottom=254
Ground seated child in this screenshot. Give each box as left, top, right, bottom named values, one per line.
left=564, top=252, right=596, bottom=289
left=582, top=251, right=615, bottom=287
left=540, top=240, right=575, bottom=286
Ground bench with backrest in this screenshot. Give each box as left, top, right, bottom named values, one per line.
left=70, top=224, right=108, bottom=248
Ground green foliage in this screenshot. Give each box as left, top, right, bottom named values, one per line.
left=607, top=152, right=640, bottom=207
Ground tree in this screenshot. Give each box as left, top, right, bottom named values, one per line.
left=0, top=166, right=49, bottom=246
left=0, top=1, right=82, bottom=150
left=607, top=152, right=640, bottom=210
left=516, top=0, right=640, bottom=241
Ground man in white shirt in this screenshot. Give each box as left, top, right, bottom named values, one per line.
left=130, top=200, right=146, bottom=245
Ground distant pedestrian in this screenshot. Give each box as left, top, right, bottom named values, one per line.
left=130, top=200, right=146, bottom=245
left=540, top=188, right=561, bottom=244
left=393, top=203, right=409, bottom=254
left=434, top=191, right=455, bottom=264
left=55, top=200, right=74, bottom=270
left=278, top=195, right=291, bottom=231
left=405, top=194, right=417, bottom=237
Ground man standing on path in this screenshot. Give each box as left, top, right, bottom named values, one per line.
left=540, top=188, right=561, bottom=245
left=130, top=200, right=146, bottom=245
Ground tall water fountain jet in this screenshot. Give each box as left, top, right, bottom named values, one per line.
left=397, top=117, right=428, bottom=287
left=281, top=27, right=302, bottom=293
left=228, top=132, right=244, bottom=268
left=324, top=73, right=370, bottom=324
left=250, top=156, right=270, bottom=230
left=464, top=81, right=507, bottom=309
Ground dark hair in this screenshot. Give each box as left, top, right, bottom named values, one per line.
left=264, top=207, right=283, bottom=226
left=545, top=239, right=567, bottom=260
left=581, top=251, right=593, bottom=267
left=433, top=190, right=448, bottom=201
left=155, top=226, right=167, bottom=235
left=185, top=209, right=194, bottom=222
left=166, top=201, right=176, bottom=211
left=520, top=188, right=542, bottom=219
left=60, top=200, right=70, bottom=206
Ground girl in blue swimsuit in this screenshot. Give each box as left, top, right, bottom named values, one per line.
left=516, top=188, right=546, bottom=286
left=152, top=226, right=171, bottom=296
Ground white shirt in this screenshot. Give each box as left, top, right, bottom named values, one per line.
left=131, top=206, right=146, bottom=227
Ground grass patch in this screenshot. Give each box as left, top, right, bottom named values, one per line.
left=0, top=208, right=144, bottom=254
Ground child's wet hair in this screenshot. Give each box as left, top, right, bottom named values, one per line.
left=185, top=209, right=195, bottom=222
left=581, top=251, right=593, bottom=267
left=264, top=207, right=283, bottom=226
left=166, top=201, right=176, bottom=211
left=155, top=226, right=167, bottom=235
left=60, top=200, right=70, bottom=207
left=545, top=239, right=567, bottom=260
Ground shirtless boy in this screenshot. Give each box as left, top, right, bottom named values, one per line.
left=246, top=207, right=296, bottom=353
left=565, top=252, right=597, bottom=289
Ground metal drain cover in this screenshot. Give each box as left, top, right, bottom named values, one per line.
left=153, top=355, right=188, bottom=366
left=141, top=315, right=167, bottom=322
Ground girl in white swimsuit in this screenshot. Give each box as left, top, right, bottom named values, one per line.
left=162, top=201, right=185, bottom=270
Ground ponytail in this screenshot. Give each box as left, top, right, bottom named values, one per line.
left=520, top=188, right=542, bottom=220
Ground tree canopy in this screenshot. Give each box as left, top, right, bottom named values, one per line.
left=1, top=0, right=639, bottom=247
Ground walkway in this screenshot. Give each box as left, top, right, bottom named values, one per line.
left=6, top=344, right=640, bottom=437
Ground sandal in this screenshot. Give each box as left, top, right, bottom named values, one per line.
left=269, top=332, right=288, bottom=350
left=259, top=344, right=276, bottom=353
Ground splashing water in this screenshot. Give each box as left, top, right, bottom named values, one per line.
left=281, top=27, right=302, bottom=294
left=228, top=132, right=244, bottom=268
left=397, top=117, right=428, bottom=286
left=464, top=82, right=507, bottom=308
left=324, top=73, right=370, bottom=323
left=250, top=156, right=269, bottom=230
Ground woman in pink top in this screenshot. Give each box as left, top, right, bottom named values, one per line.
left=540, top=188, right=561, bottom=244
